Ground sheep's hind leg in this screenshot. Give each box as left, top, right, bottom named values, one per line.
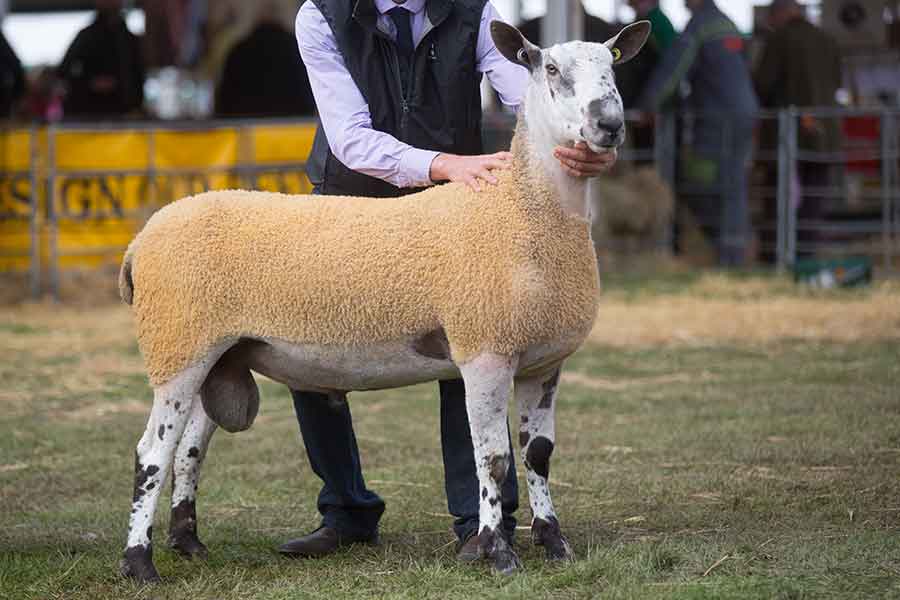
left=121, top=373, right=198, bottom=583
left=168, top=395, right=217, bottom=559
left=458, top=353, right=521, bottom=575
left=515, top=367, right=573, bottom=561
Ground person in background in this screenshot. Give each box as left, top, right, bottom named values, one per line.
left=57, top=0, right=145, bottom=119
left=0, top=28, right=24, bottom=119
left=618, top=0, right=675, bottom=107
left=614, top=0, right=676, bottom=160
left=516, top=3, right=617, bottom=47
left=215, top=2, right=316, bottom=118
left=278, top=0, right=616, bottom=562
left=629, top=0, right=675, bottom=52
left=639, top=0, right=759, bottom=267
left=754, top=0, right=842, bottom=259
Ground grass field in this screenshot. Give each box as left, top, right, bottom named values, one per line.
left=1, top=272, right=899, bottom=599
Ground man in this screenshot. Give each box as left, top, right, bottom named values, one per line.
left=754, top=0, right=842, bottom=258
left=280, top=0, right=615, bottom=560
left=639, top=0, right=759, bottom=266
left=616, top=0, right=675, bottom=109
left=0, top=26, right=24, bottom=119
left=516, top=3, right=617, bottom=47
left=629, top=0, right=676, bottom=52
left=215, top=2, right=316, bottom=118
left=57, top=0, right=145, bottom=119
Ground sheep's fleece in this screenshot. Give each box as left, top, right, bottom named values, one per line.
left=121, top=130, right=601, bottom=386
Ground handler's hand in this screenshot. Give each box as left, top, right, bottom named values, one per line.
left=554, top=143, right=617, bottom=178
left=430, top=151, right=513, bottom=191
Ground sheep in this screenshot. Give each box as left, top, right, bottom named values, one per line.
left=118, top=20, right=651, bottom=582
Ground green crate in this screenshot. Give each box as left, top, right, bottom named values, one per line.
left=793, top=257, right=873, bottom=288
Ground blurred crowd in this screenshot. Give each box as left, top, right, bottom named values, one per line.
left=0, top=0, right=894, bottom=266
left=0, top=0, right=317, bottom=122
left=513, top=0, right=851, bottom=266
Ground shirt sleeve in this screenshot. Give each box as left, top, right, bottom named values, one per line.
left=477, top=2, right=530, bottom=109
left=295, top=3, right=438, bottom=188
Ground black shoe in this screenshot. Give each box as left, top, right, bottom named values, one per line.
left=456, top=531, right=483, bottom=562
left=278, top=525, right=379, bottom=558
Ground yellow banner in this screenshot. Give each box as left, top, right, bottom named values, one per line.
left=0, top=122, right=317, bottom=272
left=0, top=129, right=36, bottom=271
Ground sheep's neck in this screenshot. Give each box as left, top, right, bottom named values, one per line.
left=510, top=114, right=589, bottom=221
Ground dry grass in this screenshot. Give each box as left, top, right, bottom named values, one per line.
left=592, top=273, right=900, bottom=347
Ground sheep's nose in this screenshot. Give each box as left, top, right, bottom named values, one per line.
left=595, top=117, right=624, bottom=135
left=587, top=99, right=623, bottom=133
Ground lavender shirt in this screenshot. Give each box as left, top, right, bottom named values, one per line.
left=295, top=0, right=529, bottom=188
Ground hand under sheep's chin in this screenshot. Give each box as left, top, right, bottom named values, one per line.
left=554, top=143, right=618, bottom=178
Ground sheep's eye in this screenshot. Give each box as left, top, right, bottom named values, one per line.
left=546, top=64, right=558, bottom=76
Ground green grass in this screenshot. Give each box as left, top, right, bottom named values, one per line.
left=1, top=275, right=899, bottom=599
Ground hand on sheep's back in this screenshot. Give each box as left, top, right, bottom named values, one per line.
left=429, top=151, right=513, bottom=191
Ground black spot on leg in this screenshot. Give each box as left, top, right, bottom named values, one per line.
left=489, top=496, right=500, bottom=507
left=187, top=447, right=199, bottom=458
left=174, top=402, right=180, bottom=410
left=167, top=424, right=173, bottom=430
left=158, top=425, right=165, bottom=440
left=146, top=482, right=155, bottom=490
left=482, top=487, right=488, bottom=500
left=131, top=454, right=159, bottom=502
left=488, top=454, right=510, bottom=485
left=146, top=526, right=153, bottom=541
left=519, top=431, right=531, bottom=447
left=525, top=436, right=554, bottom=479
left=169, top=499, right=208, bottom=559
left=539, top=369, right=561, bottom=409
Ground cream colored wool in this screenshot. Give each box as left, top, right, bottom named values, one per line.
left=121, top=122, right=601, bottom=386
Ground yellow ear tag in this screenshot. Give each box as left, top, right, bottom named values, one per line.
left=612, top=47, right=622, bottom=62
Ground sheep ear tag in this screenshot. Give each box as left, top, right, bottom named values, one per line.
left=604, top=20, right=651, bottom=66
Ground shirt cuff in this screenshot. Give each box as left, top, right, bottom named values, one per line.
left=401, top=148, right=442, bottom=188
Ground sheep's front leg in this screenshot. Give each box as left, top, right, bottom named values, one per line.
left=168, top=395, right=217, bottom=559
left=121, top=380, right=195, bottom=583
left=458, top=353, right=521, bottom=575
left=515, top=367, right=573, bottom=561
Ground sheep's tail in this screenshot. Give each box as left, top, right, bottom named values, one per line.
left=119, top=243, right=135, bottom=305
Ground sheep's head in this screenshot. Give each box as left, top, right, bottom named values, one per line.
left=491, top=20, right=650, bottom=153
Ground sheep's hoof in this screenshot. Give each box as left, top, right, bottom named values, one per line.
left=492, top=547, right=523, bottom=575
left=168, top=530, right=208, bottom=560
left=120, top=545, right=161, bottom=583
left=479, top=526, right=522, bottom=575
left=532, top=517, right=575, bottom=562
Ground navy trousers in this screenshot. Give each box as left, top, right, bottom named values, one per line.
left=291, top=378, right=519, bottom=542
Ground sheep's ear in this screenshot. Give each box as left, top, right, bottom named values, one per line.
left=490, top=20, right=542, bottom=72
left=604, top=20, right=651, bottom=65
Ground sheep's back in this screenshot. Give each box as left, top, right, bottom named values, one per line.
left=128, top=187, right=502, bottom=384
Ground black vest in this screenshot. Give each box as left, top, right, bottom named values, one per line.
left=307, top=0, right=487, bottom=197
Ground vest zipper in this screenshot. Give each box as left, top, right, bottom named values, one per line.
left=392, top=50, right=410, bottom=135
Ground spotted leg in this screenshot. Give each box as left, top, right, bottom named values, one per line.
left=120, top=374, right=198, bottom=583
left=515, top=366, right=573, bottom=561
left=458, top=352, right=522, bottom=575
left=168, top=395, right=217, bottom=559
